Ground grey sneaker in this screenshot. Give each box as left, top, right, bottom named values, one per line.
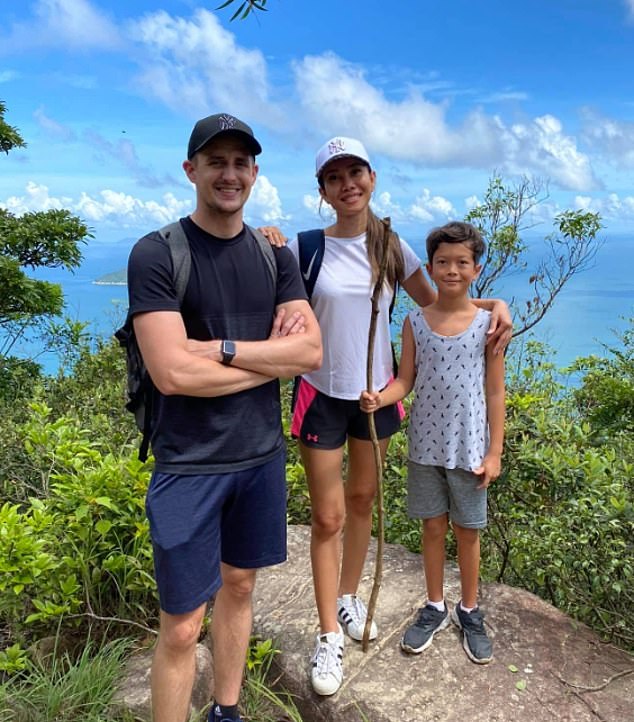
left=400, top=603, right=450, bottom=654
left=310, top=625, right=344, bottom=696
left=337, top=594, right=378, bottom=641
left=451, top=603, right=493, bottom=664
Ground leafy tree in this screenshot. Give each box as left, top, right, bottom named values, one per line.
left=466, top=175, right=602, bottom=338
left=0, top=102, right=91, bottom=366
left=217, top=0, right=268, bottom=21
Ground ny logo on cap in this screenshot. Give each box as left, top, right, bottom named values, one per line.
left=327, top=138, right=346, bottom=156
left=219, top=114, right=238, bottom=130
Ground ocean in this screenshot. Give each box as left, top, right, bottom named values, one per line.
left=11, top=233, right=634, bottom=375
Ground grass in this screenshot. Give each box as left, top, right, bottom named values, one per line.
left=0, top=637, right=134, bottom=722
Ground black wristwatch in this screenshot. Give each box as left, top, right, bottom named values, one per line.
left=220, top=340, right=236, bottom=365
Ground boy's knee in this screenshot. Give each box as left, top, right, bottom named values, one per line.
left=423, top=514, right=449, bottom=538
left=452, top=522, right=480, bottom=542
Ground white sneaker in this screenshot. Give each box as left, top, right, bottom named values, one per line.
left=337, top=594, right=378, bottom=641
left=310, top=625, right=344, bottom=696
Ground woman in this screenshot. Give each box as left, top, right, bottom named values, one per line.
left=262, top=136, right=511, bottom=696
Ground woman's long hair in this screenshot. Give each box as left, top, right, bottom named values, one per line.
left=366, top=208, right=404, bottom=291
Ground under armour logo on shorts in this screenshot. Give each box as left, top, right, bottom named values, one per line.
left=306, top=433, right=319, bottom=442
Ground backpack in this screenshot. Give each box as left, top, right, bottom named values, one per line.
left=115, top=221, right=276, bottom=461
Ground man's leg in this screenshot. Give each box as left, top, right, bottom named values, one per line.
left=151, top=602, right=207, bottom=722
left=210, top=563, right=257, bottom=707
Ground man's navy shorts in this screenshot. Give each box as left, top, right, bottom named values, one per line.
left=145, top=450, right=287, bottom=615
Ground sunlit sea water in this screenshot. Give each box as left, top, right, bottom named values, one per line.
left=12, top=234, right=634, bottom=375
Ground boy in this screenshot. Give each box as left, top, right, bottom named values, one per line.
left=360, top=221, right=505, bottom=664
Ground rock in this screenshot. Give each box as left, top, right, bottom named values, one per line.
left=253, top=525, right=634, bottom=722
left=111, top=642, right=213, bottom=721
left=113, top=525, right=633, bottom=721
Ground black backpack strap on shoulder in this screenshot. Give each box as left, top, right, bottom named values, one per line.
left=297, top=229, right=325, bottom=300
left=159, top=221, right=191, bottom=304
left=249, top=225, right=277, bottom=284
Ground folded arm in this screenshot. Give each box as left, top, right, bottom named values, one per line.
left=185, top=299, right=322, bottom=381
left=134, top=310, right=274, bottom=397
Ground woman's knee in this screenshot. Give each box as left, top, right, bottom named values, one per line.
left=312, top=504, right=345, bottom=538
left=344, top=486, right=376, bottom=516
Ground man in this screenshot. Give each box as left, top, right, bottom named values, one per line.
left=127, top=113, right=322, bottom=722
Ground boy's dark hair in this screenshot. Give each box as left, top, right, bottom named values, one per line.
left=426, top=221, right=486, bottom=263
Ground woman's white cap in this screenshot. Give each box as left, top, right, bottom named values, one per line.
left=315, top=136, right=371, bottom=177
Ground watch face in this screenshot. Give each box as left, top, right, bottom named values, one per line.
left=222, top=340, right=236, bottom=364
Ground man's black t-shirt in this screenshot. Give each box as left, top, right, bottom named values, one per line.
left=127, top=217, right=307, bottom=474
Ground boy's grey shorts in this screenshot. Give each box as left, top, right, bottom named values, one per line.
left=407, top=461, right=487, bottom=529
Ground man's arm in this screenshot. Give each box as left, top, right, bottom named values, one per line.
left=200, top=298, right=322, bottom=379
left=133, top=310, right=274, bottom=397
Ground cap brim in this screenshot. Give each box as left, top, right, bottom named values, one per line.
left=189, top=129, right=262, bottom=159
left=316, top=152, right=369, bottom=177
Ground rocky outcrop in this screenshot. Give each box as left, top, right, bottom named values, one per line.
left=115, top=525, right=633, bottom=721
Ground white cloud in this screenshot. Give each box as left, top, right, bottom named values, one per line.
left=1, top=182, right=191, bottom=229
left=293, top=53, right=597, bottom=191
left=626, top=1, right=634, bottom=19
left=34, top=107, right=76, bottom=142
left=0, top=70, right=19, bottom=83
left=246, top=175, right=289, bottom=224
left=409, top=189, right=456, bottom=222
left=573, top=193, right=634, bottom=221
left=581, top=111, right=634, bottom=169
left=501, top=114, right=598, bottom=191
left=128, top=9, right=283, bottom=127
left=0, top=0, right=121, bottom=54
left=83, top=128, right=184, bottom=189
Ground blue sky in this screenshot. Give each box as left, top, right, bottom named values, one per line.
left=2, top=0, right=634, bottom=247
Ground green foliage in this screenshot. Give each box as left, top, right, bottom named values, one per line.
left=0, top=637, right=134, bottom=722
left=483, top=341, right=634, bottom=650
left=0, top=100, right=25, bottom=154
left=0, top=102, right=92, bottom=391
left=217, top=0, right=268, bottom=21
left=0, top=402, right=154, bottom=644
left=242, top=636, right=303, bottom=722
left=571, top=320, right=634, bottom=438
left=465, top=175, right=602, bottom=337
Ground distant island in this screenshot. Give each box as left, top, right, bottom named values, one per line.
left=93, top=269, right=126, bottom=286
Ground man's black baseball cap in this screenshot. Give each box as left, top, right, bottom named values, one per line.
left=187, top=113, right=262, bottom=159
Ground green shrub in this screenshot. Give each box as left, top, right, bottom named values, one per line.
left=0, top=402, right=155, bottom=645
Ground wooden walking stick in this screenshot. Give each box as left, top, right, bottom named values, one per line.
left=362, top=216, right=392, bottom=652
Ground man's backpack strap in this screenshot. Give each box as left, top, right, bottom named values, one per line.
left=158, top=221, right=192, bottom=304
left=249, top=226, right=277, bottom=284
left=297, top=229, right=326, bottom=300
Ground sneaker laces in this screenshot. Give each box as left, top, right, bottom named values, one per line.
left=461, top=608, right=486, bottom=635
left=312, top=636, right=342, bottom=677
left=413, top=604, right=445, bottom=628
